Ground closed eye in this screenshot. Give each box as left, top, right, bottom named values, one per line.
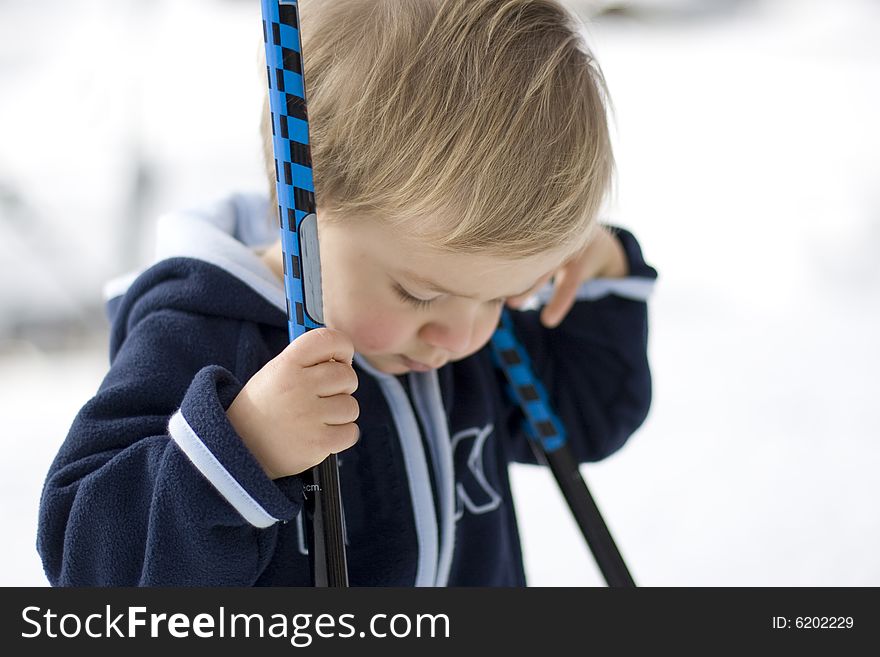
left=393, top=283, right=505, bottom=310
left=393, top=283, right=435, bottom=310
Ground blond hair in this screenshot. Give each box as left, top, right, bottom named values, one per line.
left=260, top=0, right=613, bottom=258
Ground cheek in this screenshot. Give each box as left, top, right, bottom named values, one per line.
left=351, top=314, right=408, bottom=353
left=330, top=302, right=411, bottom=354
left=473, top=310, right=502, bottom=351
left=452, top=308, right=503, bottom=362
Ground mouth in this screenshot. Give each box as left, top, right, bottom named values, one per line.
left=399, top=355, right=443, bottom=372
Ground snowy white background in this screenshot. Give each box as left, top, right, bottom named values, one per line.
left=1, top=0, right=878, bottom=586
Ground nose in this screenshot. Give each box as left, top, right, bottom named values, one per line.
left=418, top=317, right=473, bottom=357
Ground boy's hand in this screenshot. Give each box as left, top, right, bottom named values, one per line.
left=505, top=226, right=629, bottom=329
left=226, top=328, right=360, bottom=480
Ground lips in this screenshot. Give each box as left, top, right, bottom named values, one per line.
left=400, top=355, right=442, bottom=371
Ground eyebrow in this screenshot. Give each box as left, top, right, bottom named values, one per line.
left=399, top=270, right=538, bottom=300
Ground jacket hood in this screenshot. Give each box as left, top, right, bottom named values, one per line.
left=103, top=193, right=288, bottom=327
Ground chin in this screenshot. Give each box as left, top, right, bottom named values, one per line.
left=360, top=354, right=401, bottom=374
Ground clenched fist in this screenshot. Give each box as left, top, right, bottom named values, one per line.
left=227, top=328, right=360, bottom=480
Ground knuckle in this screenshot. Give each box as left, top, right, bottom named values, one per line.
left=348, top=368, right=360, bottom=393
left=348, top=396, right=360, bottom=421
left=317, top=423, right=338, bottom=447
left=324, top=423, right=359, bottom=453
left=304, top=327, right=336, bottom=351
left=276, top=342, right=300, bottom=367
left=312, top=327, right=336, bottom=341
left=334, top=365, right=356, bottom=392
left=329, top=361, right=357, bottom=390
left=320, top=326, right=348, bottom=348
left=341, top=423, right=360, bottom=450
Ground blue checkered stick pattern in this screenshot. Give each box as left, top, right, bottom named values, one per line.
left=260, top=0, right=319, bottom=341
left=490, top=308, right=568, bottom=454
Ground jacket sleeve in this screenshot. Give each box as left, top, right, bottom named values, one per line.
left=498, top=226, right=657, bottom=465
left=37, top=306, right=302, bottom=586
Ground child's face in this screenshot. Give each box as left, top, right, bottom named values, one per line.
left=315, top=215, right=570, bottom=375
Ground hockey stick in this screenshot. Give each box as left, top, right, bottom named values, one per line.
left=260, top=0, right=348, bottom=587
left=260, top=0, right=632, bottom=589
left=491, top=308, right=636, bottom=587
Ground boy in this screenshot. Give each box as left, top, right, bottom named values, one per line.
left=37, top=0, right=657, bottom=586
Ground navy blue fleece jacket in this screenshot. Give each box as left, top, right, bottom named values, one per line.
left=37, top=192, right=657, bottom=586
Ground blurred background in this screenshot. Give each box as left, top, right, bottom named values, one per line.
left=1, top=0, right=878, bottom=586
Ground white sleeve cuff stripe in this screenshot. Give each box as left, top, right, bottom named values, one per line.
left=168, top=410, right=280, bottom=529
left=572, top=276, right=655, bottom=302
left=523, top=276, right=656, bottom=309
left=101, top=270, right=142, bottom=303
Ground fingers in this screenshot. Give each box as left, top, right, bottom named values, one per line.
left=307, top=360, right=359, bottom=397
left=320, top=423, right=361, bottom=455
left=540, top=267, right=579, bottom=328
left=318, top=393, right=360, bottom=426
left=284, top=328, right=355, bottom=368
left=306, top=393, right=361, bottom=457
left=506, top=271, right=554, bottom=309
left=505, top=267, right=577, bottom=328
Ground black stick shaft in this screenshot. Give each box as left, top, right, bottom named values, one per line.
left=303, top=455, right=348, bottom=587
left=534, top=443, right=636, bottom=587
